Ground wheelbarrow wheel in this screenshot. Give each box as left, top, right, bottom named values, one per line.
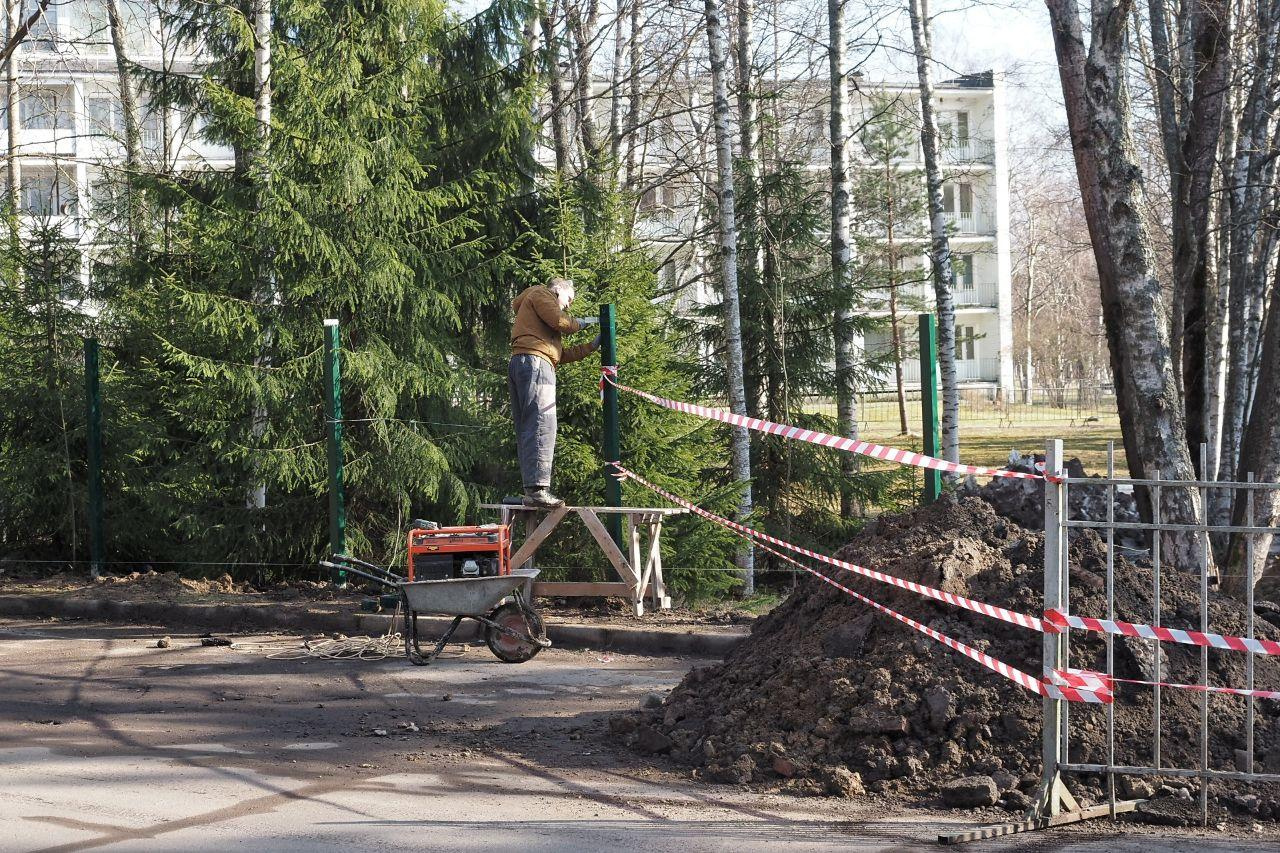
left=485, top=602, right=545, bottom=663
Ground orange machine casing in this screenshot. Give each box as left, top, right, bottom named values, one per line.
left=406, top=525, right=511, bottom=581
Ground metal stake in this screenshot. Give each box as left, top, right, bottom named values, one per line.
left=323, top=319, right=346, bottom=582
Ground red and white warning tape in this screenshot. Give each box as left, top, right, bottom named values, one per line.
left=599, top=365, right=618, bottom=400
left=1044, top=609, right=1280, bottom=657
left=603, top=371, right=1055, bottom=483
left=611, top=463, right=1049, bottom=633
left=1059, top=669, right=1280, bottom=702
left=612, top=464, right=1108, bottom=704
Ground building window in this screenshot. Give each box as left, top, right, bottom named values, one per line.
left=957, top=324, right=976, bottom=361
left=20, top=168, right=78, bottom=216
left=20, top=88, right=74, bottom=130
left=87, top=97, right=123, bottom=136
left=954, top=254, right=974, bottom=290
left=21, top=0, right=58, bottom=51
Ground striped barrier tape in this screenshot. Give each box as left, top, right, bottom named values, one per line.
left=1057, top=668, right=1280, bottom=702
left=613, top=465, right=1108, bottom=704
left=1044, top=609, right=1280, bottom=657
left=603, top=371, right=1056, bottom=483
left=600, top=365, right=618, bottom=401
left=610, top=463, right=1050, bottom=634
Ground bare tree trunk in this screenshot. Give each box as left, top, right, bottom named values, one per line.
left=623, top=0, right=640, bottom=190
left=907, top=0, right=959, bottom=464
left=1217, top=0, right=1279, bottom=524
left=1224, top=267, right=1280, bottom=595
left=4, top=0, right=19, bottom=213
left=829, top=0, right=860, bottom=516
left=105, top=0, right=142, bottom=243
left=1046, top=0, right=1207, bottom=575
left=887, top=180, right=909, bottom=435
left=542, top=0, right=571, bottom=174
left=705, top=0, right=754, bottom=594
left=608, top=0, right=625, bottom=173
left=566, top=0, right=603, bottom=176
left=248, top=0, right=273, bottom=511
left=1024, top=242, right=1036, bottom=405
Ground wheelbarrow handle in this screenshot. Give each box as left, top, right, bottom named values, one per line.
left=321, top=555, right=405, bottom=589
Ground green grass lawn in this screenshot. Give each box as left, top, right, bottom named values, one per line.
left=860, top=420, right=1126, bottom=476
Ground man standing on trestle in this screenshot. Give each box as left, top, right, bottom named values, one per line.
left=509, top=277, right=601, bottom=508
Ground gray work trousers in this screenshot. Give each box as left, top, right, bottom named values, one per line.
left=508, top=354, right=557, bottom=489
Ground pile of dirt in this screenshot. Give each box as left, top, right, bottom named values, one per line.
left=93, top=569, right=248, bottom=597
left=621, top=495, right=1280, bottom=812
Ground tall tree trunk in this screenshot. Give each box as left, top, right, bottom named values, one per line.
left=1024, top=242, right=1036, bottom=405
left=907, top=0, right=959, bottom=463
left=1223, top=266, right=1280, bottom=595
left=887, top=177, right=909, bottom=435
left=105, top=0, right=142, bottom=241
left=1046, top=0, right=1207, bottom=575
left=566, top=0, right=602, bottom=176
left=247, top=0, right=273, bottom=511
left=542, top=0, right=571, bottom=174
left=623, top=0, right=640, bottom=190
left=829, top=0, right=859, bottom=516
left=1217, top=0, right=1279, bottom=524
left=704, top=0, right=754, bottom=593
left=608, top=0, right=625, bottom=173
left=4, top=0, right=18, bottom=214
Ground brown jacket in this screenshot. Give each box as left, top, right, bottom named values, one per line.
left=510, top=285, right=593, bottom=368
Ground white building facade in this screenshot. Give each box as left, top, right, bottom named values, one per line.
left=3, top=0, right=232, bottom=292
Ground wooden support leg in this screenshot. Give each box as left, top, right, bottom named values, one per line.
left=651, top=519, right=670, bottom=609
left=628, top=515, right=643, bottom=616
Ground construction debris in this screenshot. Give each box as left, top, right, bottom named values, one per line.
left=622, top=495, right=1280, bottom=813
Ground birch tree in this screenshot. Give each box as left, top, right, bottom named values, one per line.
left=1045, top=0, right=1207, bottom=572
left=829, top=0, right=860, bottom=516
left=704, top=0, right=754, bottom=593
left=907, top=0, right=959, bottom=463
left=247, top=0, right=273, bottom=510
left=4, top=0, right=18, bottom=214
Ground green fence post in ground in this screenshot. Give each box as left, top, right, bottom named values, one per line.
left=84, top=338, right=104, bottom=578
left=918, top=314, right=941, bottom=503
left=323, top=319, right=347, bottom=583
left=600, top=303, right=622, bottom=546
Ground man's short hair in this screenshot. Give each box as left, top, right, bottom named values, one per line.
left=547, top=277, right=575, bottom=298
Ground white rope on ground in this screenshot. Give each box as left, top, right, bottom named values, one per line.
left=230, top=601, right=407, bottom=661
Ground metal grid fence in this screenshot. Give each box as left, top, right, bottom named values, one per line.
left=1042, top=439, right=1280, bottom=824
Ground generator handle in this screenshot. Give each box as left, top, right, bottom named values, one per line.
left=322, top=554, right=405, bottom=589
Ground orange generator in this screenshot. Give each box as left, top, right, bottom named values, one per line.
left=406, top=523, right=511, bottom=582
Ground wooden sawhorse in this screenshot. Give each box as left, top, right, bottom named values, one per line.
left=481, top=504, right=685, bottom=616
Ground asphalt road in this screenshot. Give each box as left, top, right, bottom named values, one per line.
left=0, top=617, right=1275, bottom=852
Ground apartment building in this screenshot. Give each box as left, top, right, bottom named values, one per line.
left=3, top=0, right=232, bottom=292
left=618, top=70, right=1016, bottom=399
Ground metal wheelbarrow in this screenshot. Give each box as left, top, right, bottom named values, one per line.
left=321, top=554, right=551, bottom=665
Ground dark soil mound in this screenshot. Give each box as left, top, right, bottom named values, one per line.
left=624, top=496, right=1280, bottom=809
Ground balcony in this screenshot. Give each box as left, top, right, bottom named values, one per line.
left=944, top=211, right=995, bottom=235
left=865, top=279, right=997, bottom=311
left=953, top=280, right=998, bottom=308
left=942, top=138, right=995, bottom=163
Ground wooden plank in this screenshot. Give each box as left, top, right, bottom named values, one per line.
left=644, top=521, right=665, bottom=607
left=532, top=581, right=652, bottom=598
left=481, top=504, right=687, bottom=516
left=508, top=505, right=569, bottom=571
left=576, top=508, right=638, bottom=586
left=628, top=516, right=642, bottom=593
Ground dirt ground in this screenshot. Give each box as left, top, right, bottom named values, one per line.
left=0, top=567, right=765, bottom=628
left=2, top=617, right=1275, bottom=852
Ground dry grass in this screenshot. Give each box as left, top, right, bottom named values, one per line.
left=860, top=420, right=1127, bottom=476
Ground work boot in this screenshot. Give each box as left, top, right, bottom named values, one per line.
left=523, top=487, right=565, bottom=509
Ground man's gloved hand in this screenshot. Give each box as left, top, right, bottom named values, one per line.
left=589, top=333, right=602, bottom=352
left=576, top=316, right=600, bottom=330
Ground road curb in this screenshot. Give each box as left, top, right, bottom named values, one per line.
left=354, top=613, right=746, bottom=656
left=0, top=594, right=747, bottom=657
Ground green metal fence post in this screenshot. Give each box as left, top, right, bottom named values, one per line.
left=323, top=319, right=347, bottom=583
left=84, top=338, right=104, bottom=578
left=918, top=314, right=942, bottom=503
left=601, top=303, right=622, bottom=546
